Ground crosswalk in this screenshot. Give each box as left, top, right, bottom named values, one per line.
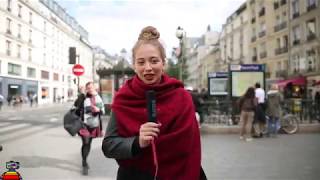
left=0, top=113, right=63, bottom=144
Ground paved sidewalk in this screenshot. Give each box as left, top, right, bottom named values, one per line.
left=201, top=123, right=320, bottom=134
left=0, top=102, right=73, bottom=113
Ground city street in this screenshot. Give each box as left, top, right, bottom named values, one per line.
left=0, top=104, right=320, bottom=180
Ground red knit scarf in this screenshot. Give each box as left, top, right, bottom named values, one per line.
left=111, top=74, right=201, bottom=180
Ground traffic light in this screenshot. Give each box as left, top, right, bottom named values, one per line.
left=69, top=47, right=76, bottom=64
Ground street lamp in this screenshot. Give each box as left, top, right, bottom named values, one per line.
left=176, top=26, right=185, bottom=83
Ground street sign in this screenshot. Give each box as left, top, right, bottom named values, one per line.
left=72, top=64, right=84, bottom=76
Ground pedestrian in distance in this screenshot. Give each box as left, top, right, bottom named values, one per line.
left=238, top=87, right=257, bottom=142
left=266, top=84, right=282, bottom=137
left=253, top=82, right=266, bottom=137
left=102, top=26, right=207, bottom=180
left=74, top=82, right=105, bottom=176
left=0, top=94, right=4, bottom=111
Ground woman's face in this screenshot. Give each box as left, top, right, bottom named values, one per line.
left=134, top=44, right=165, bottom=85
left=86, top=83, right=95, bottom=95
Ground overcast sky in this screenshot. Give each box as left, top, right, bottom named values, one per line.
left=56, top=0, right=246, bottom=57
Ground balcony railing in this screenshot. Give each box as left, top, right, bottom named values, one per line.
left=258, top=31, right=266, bottom=38
left=274, top=21, right=287, bottom=32
left=252, top=56, right=257, bottom=62
left=307, top=34, right=316, bottom=41
left=293, top=39, right=300, bottom=46
left=280, top=0, right=287, bottom=6
left=275, top=47, right=288, bottom=55
left=260, top=52, right=267, bottom=59
left=251, top=36, right=257, bottom=42
left=292, top=12, right=300, bottom=19
left=259, top=7, right=265, bottom=17
left=276, top=70, right=288, bottom=78
left=251, top=17, right=256, bottom=24
left=274, top=2, right=279, bottom=9
left=307, top=3, right=316, bottom=11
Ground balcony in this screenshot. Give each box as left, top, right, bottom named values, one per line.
left=307, top=33, right=316, bottom=41
left=274, top=22, right=287, bottom=32
left=280, top=0, right=286, bottom=6
left=251, top=17, right=256, bottom=24
left=292, top=12, right=300, bottom=19
left=252, top=56, right=257, bottom=62
left=6, top=29, right=11, bottom=35
left=260, top=52, right=267, bottom=59
left=259, top=7, right=265, bottom=17
left=251, top=36, right=257, bottom=42
left=258, top=31, right=266, bottom=38
left=293, top=39, right=300, bottom=46
left=274, top=2, right=279, bottom=9
left=276, top=70, right=288, bottom=78
left=275, top=47, right=288, bottom=55
left=307, top=3, right=316, bottom=11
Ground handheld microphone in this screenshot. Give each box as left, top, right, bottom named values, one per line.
left=146, top=90, right=157, bottom=123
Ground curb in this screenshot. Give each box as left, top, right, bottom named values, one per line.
left=200, top=123, right=320, bottom=134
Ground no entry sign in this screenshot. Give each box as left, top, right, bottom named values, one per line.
left=72, top=64, right=84, bottom=76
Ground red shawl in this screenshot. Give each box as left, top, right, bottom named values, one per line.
left=111, top=74, right=201, bottom=180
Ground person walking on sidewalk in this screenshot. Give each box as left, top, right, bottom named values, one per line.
left=266, top=84, right=282, bottom=137
left=102, top=26, right=206, bottom=180
left=254, top=82, right=266, bottom=137
left=74, top=82, right=105, bottom=175
left=238, top=87, right=257, bottom=142
left=0, top=94, right=4, bottom=111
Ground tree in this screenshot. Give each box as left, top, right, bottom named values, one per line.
left=165, top=58, right=179, bottom=79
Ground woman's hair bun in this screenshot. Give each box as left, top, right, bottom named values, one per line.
left=138, top=26, right=160, bottom=40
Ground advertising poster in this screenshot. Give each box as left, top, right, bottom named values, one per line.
left=208, top=72, right=228, bottom=96
left=100, top=79, right=113, bottom=105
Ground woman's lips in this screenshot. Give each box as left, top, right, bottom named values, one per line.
left=144, top=74, right=154, bottom=80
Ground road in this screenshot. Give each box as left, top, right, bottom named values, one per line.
left=0, top=103, right=320, bottom=180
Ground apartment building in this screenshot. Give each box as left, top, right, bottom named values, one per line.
left=0, top=0, right=94, bottom=104
left=220, top=2, right=250, bottom=72
left=288, top=0, right=320, bottom=87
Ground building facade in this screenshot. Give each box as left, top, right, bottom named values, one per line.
left=0, top=0, right=94, bottom=104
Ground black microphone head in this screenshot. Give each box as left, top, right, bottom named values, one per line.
left=146, top=90, right=157, bottom=122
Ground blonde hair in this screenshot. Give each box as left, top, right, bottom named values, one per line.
left=132, top=26, right=166, bottom=64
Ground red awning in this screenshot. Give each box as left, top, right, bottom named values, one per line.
left=313, top=80, right=320, bottom=86
left=276, top=76, right=306, bottom=88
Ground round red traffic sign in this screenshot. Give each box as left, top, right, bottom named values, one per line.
left=72, top=64, right=85, bottom=76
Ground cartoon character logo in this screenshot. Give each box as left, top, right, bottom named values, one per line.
left=0, top=161, right=22, bottom=180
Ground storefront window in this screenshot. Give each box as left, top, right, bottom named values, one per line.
left=41, top=87, right=49, bottom=99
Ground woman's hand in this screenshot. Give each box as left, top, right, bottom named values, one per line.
left=92, top=106, right=100, bottom=113
left=139, top=122, right=161, bottom=148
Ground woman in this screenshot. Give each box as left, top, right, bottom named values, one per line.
left=75, top=82, right=104, bottom=175
left=238, top=87, right=257, bottom=142
left=102, top=26, right=206, bottom=180
left=266, top=84, right=282, bottom=137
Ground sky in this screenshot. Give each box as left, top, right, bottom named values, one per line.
left=56, top=0, right=246, bottom=57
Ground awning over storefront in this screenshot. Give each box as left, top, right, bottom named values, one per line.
left=276, top=76, right=306, bottom=88
left=313, top=80, right=320, bottom=86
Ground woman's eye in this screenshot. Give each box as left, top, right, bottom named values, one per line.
left=151, top=58, right=159, bottom=64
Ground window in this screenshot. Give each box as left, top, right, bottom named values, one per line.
left=7, top=0, right=11, bottom=11
left=28, top=48, right=32, bottom=61
left=306, top=19, right=316, bottom=40
left=277, top=38, right=281, bottom=48
left=53, top=73, right=59, bottom=81
left=8, top=63, right=21, bottom=76
left=292, top=25, right=300, bottom=43
left=43, top=37, right=46, bottom=48
left=18, top=24, right=21, bottom=39
left=29, top=30, right=32, bottom=43
left=292, top=0, right=299, bottom=18
left=43, top=21, right=47, bottom=32
left=41, top=70, right=49, bottom=80
left=27, top=67, right=36, bottom=78
left=29, top=12, right=32, bottom=24
left=307, top=0, right=316, bottom=7
left=18, top=4, right=22, bottom=18
left=276, top=15, right=281, bottom=25
left=306, top=49, right=316, bottom=71
left=6, top=18, right=11, bottom=34
left=17, top=45, right=21, bottom=58
left=6, top=40, right=11, bottom=56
